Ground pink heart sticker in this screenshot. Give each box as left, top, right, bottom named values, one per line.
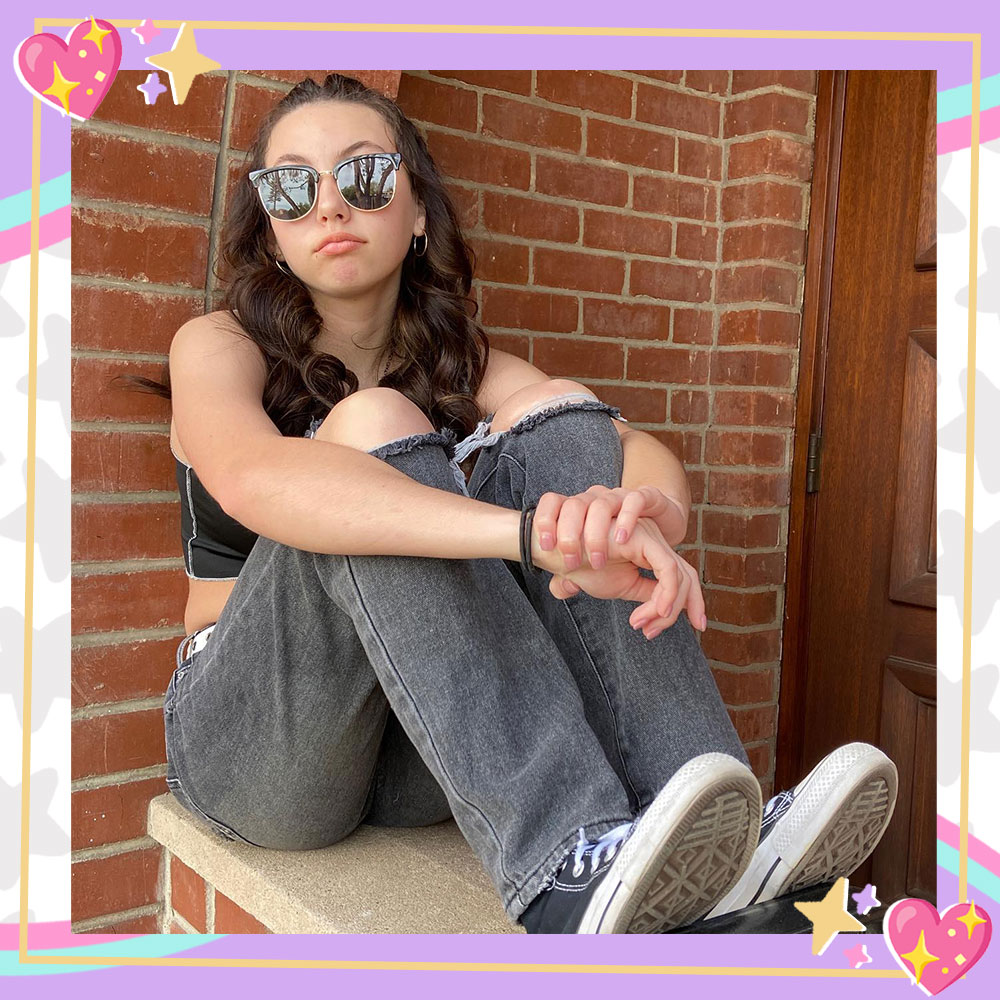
left=13, top=17, right=121, bottom=121
left=884, top=898, right=992, bottom=996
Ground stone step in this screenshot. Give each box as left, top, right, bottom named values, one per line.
left=148, top=794, right=886, bottom=935
left=147, top=794, right=520, bottom=934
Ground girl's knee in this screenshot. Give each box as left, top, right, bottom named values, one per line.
left=313, top=387, right=433, bottom=450
left=491, top=379, right=597, bottom=434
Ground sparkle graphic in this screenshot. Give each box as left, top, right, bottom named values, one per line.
left=41, top=61, right=80, bottom=114
left=844, top=942, right=872, bottom=969
left=136, top=72, right=168, bottom=106
left=851, top=883, right=881, bottom=915
left=793, top=877, right=865, bottom=956
left=900, top=929, right=940, bottom=986
left=81, top=16, right=113, bottom=55
left=956, top=900, right=988, bottom=940
left=146, top=22, right=220, bottom=105
left=132, top=19, right=161, bottom=45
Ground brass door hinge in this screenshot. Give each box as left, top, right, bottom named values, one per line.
left=806, top=431, right=822, bottom=493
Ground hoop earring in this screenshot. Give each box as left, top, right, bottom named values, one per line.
left=412, top=233, right=428, bottom=258
left=274, top=256, right=295, bottom=278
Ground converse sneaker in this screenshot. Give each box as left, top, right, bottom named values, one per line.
left=704, top=742, right=897, bottom=919
left=519, top=753, right=761, bottom=934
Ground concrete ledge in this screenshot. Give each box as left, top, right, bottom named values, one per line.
left=148, top=794, right=521, bottom=934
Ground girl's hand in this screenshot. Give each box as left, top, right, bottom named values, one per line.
left=538, top=515, right=708, bottom=638
left=532, top=485, right=684, bottom=570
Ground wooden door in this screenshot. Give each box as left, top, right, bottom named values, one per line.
left=777, top=70, right=937, bottom=903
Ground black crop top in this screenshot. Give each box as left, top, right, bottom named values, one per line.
left=173, top=451, right=258, bottom=580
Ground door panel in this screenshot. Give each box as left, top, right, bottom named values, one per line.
left=779, top=71, right=937, bottom=903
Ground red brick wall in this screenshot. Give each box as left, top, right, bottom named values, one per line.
left=69, top=69, right=400, bottom=931
left=166, top=854, right=270, bottom=934
left=396, top=71, right=817, bottom=796
left=71, top=69, right=816, bottom=928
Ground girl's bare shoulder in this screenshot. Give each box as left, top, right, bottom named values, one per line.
left=171, top=309, right=266, bottom=374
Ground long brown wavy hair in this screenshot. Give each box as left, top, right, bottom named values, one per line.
left=116, top=72, right=489, bottom=439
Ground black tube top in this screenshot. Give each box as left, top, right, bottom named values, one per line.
left=173, top=451, right=258, bottom=580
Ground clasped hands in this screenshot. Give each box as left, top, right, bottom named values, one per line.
left=528, top=485, right=708, bottom=641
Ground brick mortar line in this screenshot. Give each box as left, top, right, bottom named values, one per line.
left=706, top=80, right=812, bottom=548
left=161, top=848, right=172, bottom=934
left=709, top=660, right=781, bottom=673
left=72, top=557, right=182, bottom=576
left=72, top=626, right=183, bottom=648
left=75, top=117, right=222, bottom=154
left=171, top=909, right=200, bottom=935
left=723, top=83, right=819, bottom=99
left=234, top=71, right=294, bottom=94
left=418, top=70, right=740, bottom=130
left=207, top=72, right=238, bottom=308
left=634, top=421, right=793, bottom=435
left=719, top=222, right=810, bottom=241
left=723, top=175, right=813, bottom=190
left=468, top=230, right=808, bottom=264
left=629, top=430, right=791, bottom=442
left=617, top=72, right=816, bottom=100
left=486, top=328, right=801, bottom=352
left=505, top=76, right=733, bottom=117
left=487, top=306, right=799, bottom=324
left=418, top=69, right=814, bottom=102
left=71, top=902, right=162, bottom=933
left=690, top=541, right=789, bottom=554
left=719, top=217, right=810, bottom=230
left=72, top=195, right=211, bottom=229
left=71, top=763, right=168, bottom=791
left=72, top=695, right=164, bottom=721
left=432, top=119, right=816, bottom=168
left=484, top=292, right=803, bottom=313
left=699, top=74, right=730, bottom=571
left=73, top=348, right=168, bottom=362
left=423, top=118, right=811, bottom=165
left=72, top=420, right=170, bottom=432
left=72, top=491, right=177, bottom=504
left=445, top=169, right=721, bottom=208
left=206, top=879, right=216, bottom=934
left=71, top=274, right=203, bottom=297
left=704, top=620, right=783, bottom=635
left=71, top=834, right=157, bottom=863
left=727, top=699, right=780, bottom=712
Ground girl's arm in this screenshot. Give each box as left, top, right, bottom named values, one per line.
left=620, top=430, right=691, bottom=548
left=169, top=315, right=571, bottom=573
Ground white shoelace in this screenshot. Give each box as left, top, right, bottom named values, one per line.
left=568, top=822, right=634, bottom=878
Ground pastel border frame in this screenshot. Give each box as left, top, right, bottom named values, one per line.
left=16, top=18, right=982, bottom=978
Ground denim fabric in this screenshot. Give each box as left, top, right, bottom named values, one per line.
left=163, top=396, right=748, bottom=924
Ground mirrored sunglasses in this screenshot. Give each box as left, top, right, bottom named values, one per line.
left=248, top=152, right=403, bottom=222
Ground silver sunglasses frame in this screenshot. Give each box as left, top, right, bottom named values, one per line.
left=248, top=152, right=404, bottom=220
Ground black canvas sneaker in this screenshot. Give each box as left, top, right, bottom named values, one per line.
left=519, top=753, right=761, bottom=934
left=704, top=742, right=898, bottom=919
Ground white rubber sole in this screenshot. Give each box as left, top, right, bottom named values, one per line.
left=578, top=753, right=762, bottom=934
left=705, top=742, right=898, bottom=918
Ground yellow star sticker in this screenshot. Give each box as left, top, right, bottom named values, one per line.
left=81, top=16, right=112, bottom=56
left=42, top=62, right=80, bottom=114
left=956, top=900, right=988, bottom=940
left=900, top=928, right=940, bottom=986
left=793, top=877, right=865, bottom=955
left=145, top=22, right=220, bottom=105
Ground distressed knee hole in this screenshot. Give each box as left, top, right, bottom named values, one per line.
left=491, top=380, right=598, bottom=434
left=452, top=389, right=625, bottom=466
left=313, top=388, right=435, bottom=452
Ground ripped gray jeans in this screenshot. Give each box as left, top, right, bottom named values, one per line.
left=163, top=393, right=748, bottom=924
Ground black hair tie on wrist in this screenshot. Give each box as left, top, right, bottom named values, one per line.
left=519, top=504, right=542, bottom=577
